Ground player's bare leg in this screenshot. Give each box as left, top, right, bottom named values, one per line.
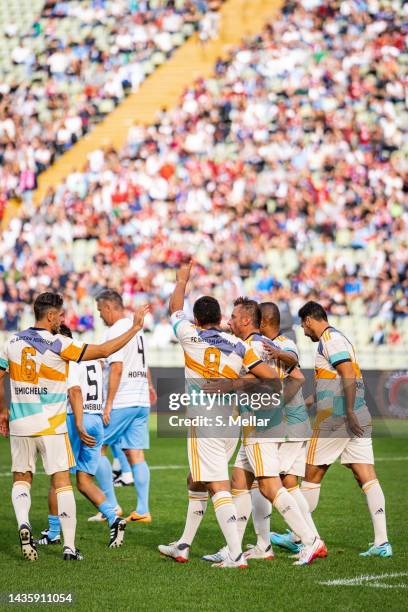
left=159, top=472, right=208, bottom=563
left=349, top=463, right=391, bottom=557
left=12, top=471, right=37, bottom=561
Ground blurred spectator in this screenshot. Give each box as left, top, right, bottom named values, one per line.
left=0, top=0, right=406, bottom=349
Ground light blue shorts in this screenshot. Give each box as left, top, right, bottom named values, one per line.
left=103, top=406, right=150, bottom=450
left=67, top=413, right=104, bottom=476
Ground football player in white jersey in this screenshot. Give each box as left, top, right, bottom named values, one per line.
left=159, top=261, right=281, bottom=568
left=202, top=298, right=325, bottom=566
left=38, top=325, right=127, bottom=550
left=90, top=289, right=156, bottom=525
left=298, top=301, right=392, bottom=558
left=256, top=302, right=323, bottom=558
left=0, top=292, right=148, bottom=561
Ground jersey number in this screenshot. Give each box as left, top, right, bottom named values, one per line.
left=21, top=347, right=37, bottom=382
left=203, top=347, right=221, bottom=378
left=137, top=336, right=145, bottom=368
left=86, top=365, right=99, bottom=402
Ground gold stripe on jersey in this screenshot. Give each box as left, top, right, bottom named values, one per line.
left=34, top=413, right=67, bottom=437
left=60, top=343, right=83, bottom=362
left=221, top=364, right=239, bottom=379
left=315, top=367, right=337, bottom=380
left=39, top=363, right=67, bottom=382
left=184, top=352, right=217, bottom=378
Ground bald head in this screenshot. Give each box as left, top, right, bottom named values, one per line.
left=260, top=302, right=280, bottom=327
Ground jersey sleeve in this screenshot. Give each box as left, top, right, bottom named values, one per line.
left=57, top=335, right=87, bottom=363
left=242, top=345, right=263, bottom=371
left=67, top=361, right=80, bottom=389
left=280, top=338, right=299, bottom=360
left=106, top=319, right=131, bottom=365
left=322, top=331, right=352, bottom=368
left=0, top=341, right=9, bottom=372
left=170, top=310, right=195, bottom=344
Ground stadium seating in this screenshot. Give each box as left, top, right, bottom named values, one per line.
left=0, top=0, right=406, bottom=368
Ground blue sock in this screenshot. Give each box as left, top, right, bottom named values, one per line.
left=112, top=443, right=132, bottom=474
left=98, top=501, right=117, bottom=528
left=48, top=514, right=60, bottom=539
left=96, top=456, right=119, bottom=509
left=132, top=461, right=150, bottom=515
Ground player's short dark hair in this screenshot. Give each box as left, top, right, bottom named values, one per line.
left=298, top=301, right=328, bottom=322
left=233, top=297, right=261, bottom=328
left=59, top=323, right=73, bottom=338
left=96, top=288, right=123, bottom=308
left=193, top=296, right=221, bottom=326
left=260, top=302, right=280, bottom=326
left=33, top=292, right=64, bottom=320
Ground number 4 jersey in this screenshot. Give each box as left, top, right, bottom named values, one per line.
left=0, top=327, right=87, bottom=436
left=67, top=360, right=103, bottom=415
left=104, top=317, right=150, bottom=409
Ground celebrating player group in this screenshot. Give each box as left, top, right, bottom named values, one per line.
left=0, top=258, right=392, bottom=566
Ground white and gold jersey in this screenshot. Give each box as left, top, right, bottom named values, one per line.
left=0, top=327, right=87, bottom=437
left=170, top=311, right=262, bottom=379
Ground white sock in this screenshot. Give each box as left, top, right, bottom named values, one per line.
left=212, top=491, right=242, bottom=560
left=300, top=481, right=321, bottom=512
left=232, top=488, right=251, bottom=545
left=120, top=471, right=134, bottom=484
left=12, top=481, right=31, bottom=528
left=178, top=490, right=208, bottom=546
left=273, top=487, right=315, bottom=547
left=56, top=486, right=77, bottom=551
left=288, top=485, right=319, bottom=538
left=112, top=458, right=121, bottom=472
left=250, top=482, right=272, bottom=549
left=362, top=479, right=388, bottom=546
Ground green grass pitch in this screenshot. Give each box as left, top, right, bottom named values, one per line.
left=0, top=418, right=407, bottom=611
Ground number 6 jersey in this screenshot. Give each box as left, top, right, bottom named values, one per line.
left=0, top=327, right=87, bottom=436
left=67, top=360, right=103, bottom=415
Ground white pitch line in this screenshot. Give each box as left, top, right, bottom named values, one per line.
left=0, top=456, right=407, bottom=477
left=319, top=572, right=408, bottom=589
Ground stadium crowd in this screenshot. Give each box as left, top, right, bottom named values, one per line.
left=0, top=0, right=221, bottom=204
left=0, top=0, right=407, bottom=345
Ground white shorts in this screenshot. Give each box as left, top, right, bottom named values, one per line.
left=306, top=429, right=374, bottom=466
left=234, top=442, right=280, bottom=478
left=278, top=441, right=307, bottom=477
left=11, top=434, right=76, bottom=475
left=188, top=429, right=239, bottom=482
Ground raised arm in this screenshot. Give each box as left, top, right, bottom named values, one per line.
left=168, top=259, right=193, bottom=315
left=81, top=305, right=149, bottom=361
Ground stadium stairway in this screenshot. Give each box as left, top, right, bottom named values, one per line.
left=33, top=0, right=282, bottom=205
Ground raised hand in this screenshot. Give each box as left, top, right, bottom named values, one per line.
left=133, top=305, right=150, bottom=330
left=176, top=258, right=193, bottom=285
